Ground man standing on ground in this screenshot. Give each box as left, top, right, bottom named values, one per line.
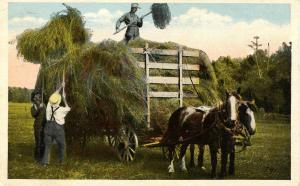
left=115, top=3, right=143, bottom=44
left=31, top=89, right=46, bottom=163
left=41, top=82, right=71, bottom=166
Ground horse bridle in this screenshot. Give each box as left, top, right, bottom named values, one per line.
left=214, top=94, right=246, bottom=135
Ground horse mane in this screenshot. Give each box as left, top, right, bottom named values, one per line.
left=202, top=103, right=226, bottom=129
left=210, top=102, right=226, bottom=112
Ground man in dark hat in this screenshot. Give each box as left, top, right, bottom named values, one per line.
left=115, top=3, right=143, bottom=44
left=30, top=89, right=46, bottom=162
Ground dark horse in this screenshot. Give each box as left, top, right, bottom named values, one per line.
left=188, top=99, right=257, bottom=177
left=162, top=91, right=256, bottom=178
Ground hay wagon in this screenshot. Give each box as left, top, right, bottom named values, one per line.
left=103, top=42, right=207, bottom=162
left=27, top=40, right=212, bottom=163
left=121, top=41, right=249, bottom=159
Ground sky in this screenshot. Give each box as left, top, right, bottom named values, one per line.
left=8, top=3, right=291, bottom=89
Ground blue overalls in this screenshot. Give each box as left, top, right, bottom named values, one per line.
left=41, top=106, right=66, bottom=165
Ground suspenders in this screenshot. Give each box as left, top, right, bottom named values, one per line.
left=50, top=106, right=60, bottom=122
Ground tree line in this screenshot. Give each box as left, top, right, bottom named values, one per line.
left=8, top=87, right=33, bottom=103
left=212, top=42, right=291, bottom=115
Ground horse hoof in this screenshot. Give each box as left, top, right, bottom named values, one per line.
left=200, top=166, right=206, bottom=172
left=179, top=163, right=187, bottom=172
left=179, top=167, right=187, bottom=172
left=168, top=170, right=175, bottom=177
left=168, top=170, right=174, bottom=174
left=168, top=169, right=175, bottom=173
left=168, top=166, right=175, bottom=173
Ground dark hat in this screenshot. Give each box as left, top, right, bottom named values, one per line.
left=131, top=3, right=141, bottom=9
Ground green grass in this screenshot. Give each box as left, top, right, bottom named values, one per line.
left=8, top=102, right=290, bottom=179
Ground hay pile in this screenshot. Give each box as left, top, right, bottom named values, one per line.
left=16, top=5, right=146, bottom=146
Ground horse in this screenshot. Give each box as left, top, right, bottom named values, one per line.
left=162, top=93, right=235, bottom=178
left=187, top=99, right=257, bottom=177
left=162, top=91, right=256, bottom=178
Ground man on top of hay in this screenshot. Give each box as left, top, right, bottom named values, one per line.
left=30, top=89, right=46, bottom=163
left=41, top=82, right=71, bottom=166
left=115, top=3, right=143, bottom=44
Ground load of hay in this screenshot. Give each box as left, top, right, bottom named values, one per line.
left=16, top=5, right=146, bottom=146
left=16, top=4, right=220, bottom=142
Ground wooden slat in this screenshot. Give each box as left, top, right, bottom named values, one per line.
left=138, top=62, right=199, bottom=71
left=149, top=91, right=199, bottom=98
left=130, top=48, right=144, bottom=54
left=149, top=91, right=178, bottom=98
left=183, top=50, right=199, bottom=57
left=149, top=76, right=199, bottom=85
left=183, top=64, right=200, bottom=71
left=184, top=94, right=199, bottom=98
left=148, top=49, right=178, bottom=56
left=131, top=48, right=199, bottom=57
left=131, top=48, right=178, bottom=56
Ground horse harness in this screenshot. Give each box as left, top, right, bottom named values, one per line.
left=176, top=104, right=247, bottom=146
left=175, top=107, right=228, bottom=145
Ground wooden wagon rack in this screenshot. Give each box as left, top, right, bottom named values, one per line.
left=130, top=43, right=201, bottom=128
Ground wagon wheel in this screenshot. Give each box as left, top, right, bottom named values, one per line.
left=110, top=126, right=138, bottom=162
left=107, top=133, right=118, bottom=147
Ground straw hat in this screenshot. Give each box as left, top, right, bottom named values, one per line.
left=49, top=92, right=61, bottom=105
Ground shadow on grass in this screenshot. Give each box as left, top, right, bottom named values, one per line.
left=133, top=147, right=211, bottom=179
left=67, top=143, right=120, bottom=163
left=9, top=139, right=120, bottom=165
left=8, top=142, right=34, bottom=162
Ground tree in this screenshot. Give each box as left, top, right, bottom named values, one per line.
left=8, top=87, right=33, bottom=103
left=213, top=42, right=291, bottom=115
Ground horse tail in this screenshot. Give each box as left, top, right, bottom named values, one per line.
left=162, top=107, right=187, bottom=143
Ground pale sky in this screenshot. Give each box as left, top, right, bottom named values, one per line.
left=8, top=3, right=291, bottom=89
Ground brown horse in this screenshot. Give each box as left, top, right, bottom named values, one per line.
left=162, top=103, right=229, bottom=178
left=188, top=99, right=256, bottom=177
left=163, top=91, right=253, bottom=178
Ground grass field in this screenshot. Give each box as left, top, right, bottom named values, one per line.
left=8, top=102, right=290, bottom=179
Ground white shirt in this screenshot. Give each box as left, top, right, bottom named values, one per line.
left=46, top=103, right=71, bottom=125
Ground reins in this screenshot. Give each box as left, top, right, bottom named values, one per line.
left=183, top=57, right=202, bottom=99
